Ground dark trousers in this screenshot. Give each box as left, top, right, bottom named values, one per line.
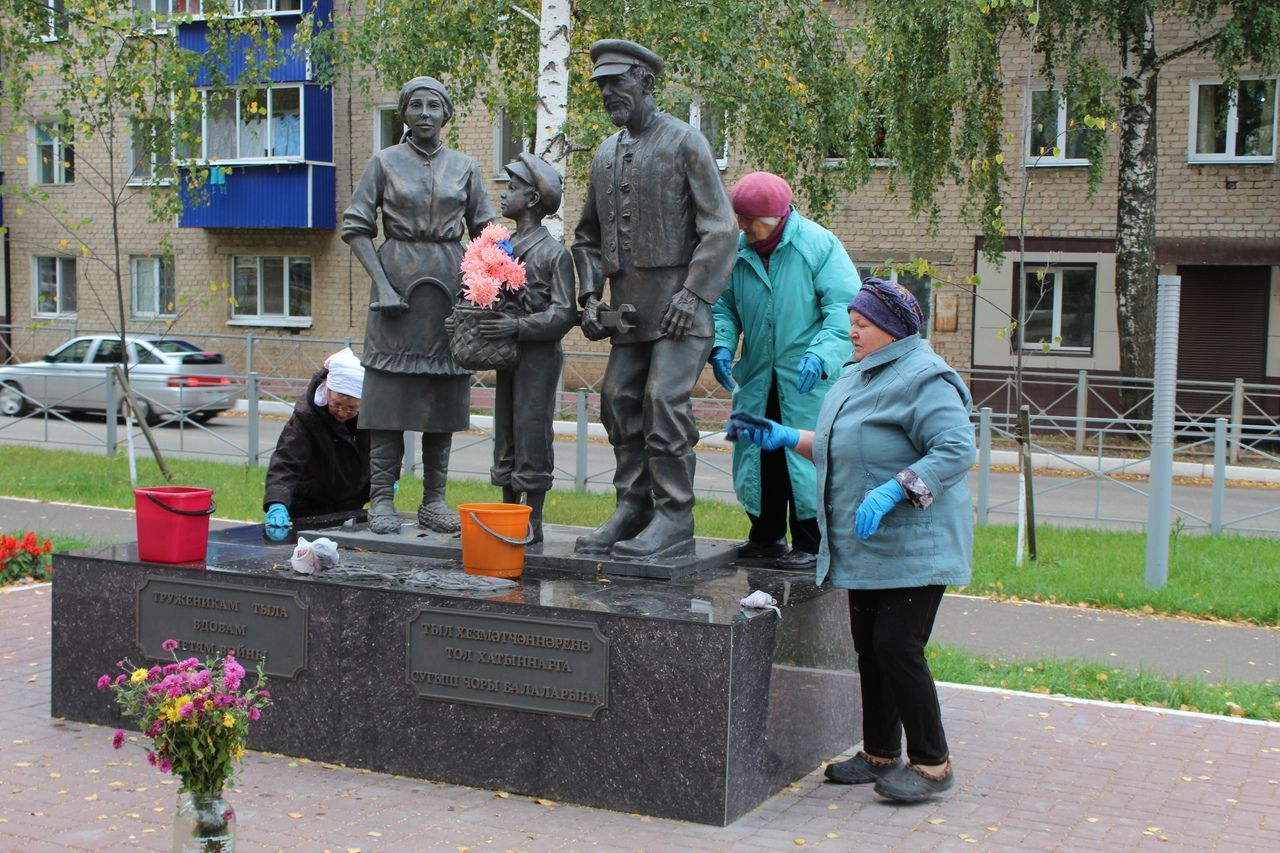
left=848, top=585, right=949, bottom=766
left=748, top=378, right=820, bottom=553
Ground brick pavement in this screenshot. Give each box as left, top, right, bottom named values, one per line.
left=3, top=584, right=1278, bottom=852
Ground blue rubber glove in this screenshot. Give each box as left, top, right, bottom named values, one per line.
left=265, top=503, right=291, bottom=542
left=796, top=352, right=823, bottom=394
left=725, top=410, right=800, bottom=451
left=709, top=346, right=735, bottom=391
left=855, top=479, right=905, bottom=540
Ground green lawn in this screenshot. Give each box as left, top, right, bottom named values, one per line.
left=2, top=446, right=1277, bottom=625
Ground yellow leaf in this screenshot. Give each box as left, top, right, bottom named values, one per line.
left=793, top=840, right=806, bottom=847
left=994, top=153, right=1005, bottom=165
left=16, top=155, right=25, bottom=165
left=494, top=791, right=509, bottom=798
left=287, top=811, right=303, bottom=818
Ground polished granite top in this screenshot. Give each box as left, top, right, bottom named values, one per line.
left=61, top=523, right=833, bottom=627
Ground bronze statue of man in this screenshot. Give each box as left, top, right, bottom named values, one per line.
left=573, top=39, right=738, bottom=559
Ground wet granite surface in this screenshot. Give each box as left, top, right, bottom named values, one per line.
left=51, top=524, right=860, bottom=825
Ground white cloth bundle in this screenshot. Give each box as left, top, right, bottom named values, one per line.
left=290, top=536, right=340, bottom=575
left=740, top=590, right=781, bottom=620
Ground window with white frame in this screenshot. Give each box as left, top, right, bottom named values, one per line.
left=375, top=105, right=405, bottom=151
left=131, top=256, right=176, bottom=318
left=202, top=87, right=302, bottom=162
left=31, top=122, right=74, bottom=184
left=231, top=255, right=311, bottom=321
left=855, top=267, right=932, bottom=339
left=1016, top=264, right=1095, bottom=351
left=33, top=256, right=77, bottom=316
left=670, top=97, right=728, bottom=170
left=40, top=0, right=67, bottom=40
left=132, top=0, right=173, bottom=27
left=494, top=110, right=530, bottom=175
left=1189, top=77, right=1277, bottom=162
left=171, top=0, right=302, bottom=13
left=1026, top=87, right=1089, bottom=164
left=129, top=117, right=173, bottom=182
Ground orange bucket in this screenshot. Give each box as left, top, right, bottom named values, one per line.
left=458, top=502, right=533, bottom=579
left=134, top=486, right=216, bottom=564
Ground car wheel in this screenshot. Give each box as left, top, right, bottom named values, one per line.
left=123, top=397, right=161, bottom=428
left=190, top=411, right=218, bottom=424
left=0, top=383, right=29, bottom=417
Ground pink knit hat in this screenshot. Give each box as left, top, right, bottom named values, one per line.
left=729, top=171, right=793, bottom=219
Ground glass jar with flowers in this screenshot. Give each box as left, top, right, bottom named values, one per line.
left=98, top=640, right=272, bottom=853
left=449, top=222, right=528, bottom=371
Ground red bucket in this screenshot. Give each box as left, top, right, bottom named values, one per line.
left=134, top=486, right=216, bottom=564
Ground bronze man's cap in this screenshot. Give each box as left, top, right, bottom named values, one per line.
left=588, top=39, right=664, bottom=81
left=503, top=152, right=563, bottom=217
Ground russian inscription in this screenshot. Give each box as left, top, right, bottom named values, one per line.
left=407, top=608, right=609, bottom=719
left=136, top=577, right=308, bottom=679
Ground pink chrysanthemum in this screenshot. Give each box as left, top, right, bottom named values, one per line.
left=459, top=223, right=527, bottom=307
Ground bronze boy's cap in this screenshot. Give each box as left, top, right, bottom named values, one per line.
left=503, top=153, right=563, bottom=216
left=588, top=39, right=663, bottom=80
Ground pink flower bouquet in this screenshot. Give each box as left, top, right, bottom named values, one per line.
left=98, top=640, right=272, bottom=794
left=459, top=223, right=527, bottom=310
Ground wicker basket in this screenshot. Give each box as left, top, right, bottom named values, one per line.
left=449, top=305, right=519, bottom=371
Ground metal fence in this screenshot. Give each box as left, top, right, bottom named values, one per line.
left=3, top=325, right=1278, bottom=534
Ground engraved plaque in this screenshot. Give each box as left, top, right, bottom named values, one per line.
left=407, top=608, right=609, bottom=719
left=136, top=577, right=308, bottom=679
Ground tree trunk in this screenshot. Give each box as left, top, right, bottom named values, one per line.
left=1114, top=13, right=1159, bottom=415
left=534, top=0, right=571, bottom=240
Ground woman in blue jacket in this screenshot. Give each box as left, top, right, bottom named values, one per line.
left=727, top=278, right=973, bottom=803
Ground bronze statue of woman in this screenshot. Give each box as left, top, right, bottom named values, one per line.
left=342, top=77, right=497, bottom=535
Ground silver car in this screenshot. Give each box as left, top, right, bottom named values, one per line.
left=0, top=335, right=239, bottom=426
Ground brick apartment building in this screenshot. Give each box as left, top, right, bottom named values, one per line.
left=1, top=4, right=1276, bottom=407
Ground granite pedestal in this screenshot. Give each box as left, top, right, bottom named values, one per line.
left=50, top=525, right=861, bottom=826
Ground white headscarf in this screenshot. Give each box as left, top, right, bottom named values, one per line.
left=313, top=347, right=365, bottom=406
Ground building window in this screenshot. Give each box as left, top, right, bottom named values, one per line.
left=33, top=256, right=77, bottom=316
left=494, top=110, right=530, bottom=175
left=1026, top=88, right=1088, bottom=165
left=132, top=0, right=173, bottom=28
left=40, top=0, right=67, bottom=40
left=670, top=98, right=728, bottom=170
left=856, top=267, right=931, bottom=339
left=231, top=255, right=311, bottom=320
left=202, top=86, right=302, bottom=162
left=1016, top=265, right=1095, bottom=352
left=375, top=105, right=404, bottom=151
left=131, top=256, right=176, bottom=318
left=32, top=122, right=74, bottom=184
left=172, top=0, right=302, bottom=12
left=1190, top=78, right=1277, bottom=162
left=129, top=117, right=173, bottom=182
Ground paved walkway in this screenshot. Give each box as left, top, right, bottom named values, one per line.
left=3, top=585, right=1278, bottom=851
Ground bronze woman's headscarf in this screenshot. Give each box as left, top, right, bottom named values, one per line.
left=398, top=76, right=454, bottom=125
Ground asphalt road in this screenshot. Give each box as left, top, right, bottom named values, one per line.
left=1, top=408, right=1278, bottom=534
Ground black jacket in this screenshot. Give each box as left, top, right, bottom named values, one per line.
left=263, top=370, right=371, bottom=517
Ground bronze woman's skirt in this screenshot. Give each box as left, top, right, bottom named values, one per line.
left=358, top=368, right=470, bottom=433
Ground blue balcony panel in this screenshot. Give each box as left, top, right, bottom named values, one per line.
left=178, top=1, right=333, bottom=86
left=179, top=163, right=336, bottom=229
left=304, top=86, right=332, bottom=162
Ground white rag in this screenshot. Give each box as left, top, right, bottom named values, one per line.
left=740, top=590, right=781, bottom=620
left=290, top=536, right=340, bottom=575
left=314, top=347, right=365, bottom=406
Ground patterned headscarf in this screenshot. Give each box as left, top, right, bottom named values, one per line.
left=848, top=277, right=923, bottom=339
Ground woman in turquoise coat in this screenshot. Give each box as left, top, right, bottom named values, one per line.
left=711, top=172, right=859, bottom=570
left=727, top=278, right=974, bottom=804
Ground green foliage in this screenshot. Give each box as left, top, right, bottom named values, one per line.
left=306, top=0, right=869, bottom=218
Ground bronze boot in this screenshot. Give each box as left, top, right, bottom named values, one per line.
left=417, top=432, right=461, bottom=534
left=367, top=430, right=404, bottom=535
left=576, top=444, right=652, bottom=554
left=612, top=454, right=696, bottom=559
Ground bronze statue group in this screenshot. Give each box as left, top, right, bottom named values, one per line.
left=264, top=39, right=976, bottom=805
